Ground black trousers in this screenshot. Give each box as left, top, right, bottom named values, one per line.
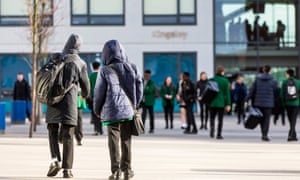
left=210, top=107, right=224, bottom=137
left=47, top=123, right=75, bottom=169
left=75, top=109, right=83, bottom=142
left=199, top=101, right=209, bottom=127
left=91, top=111, right=103, bottom=134
left=236, top=100, right=245, bottom=123
left=286, top=106, right=298, bottom=138
left=257, top=107, right=272, bottom=137
left=185, top=102, right=197, bottom=131
left=142, top=105, right=154, bottom=130
left=163, top=103, right=174, bottom=128
left=108, top=121, right=132, bottom=173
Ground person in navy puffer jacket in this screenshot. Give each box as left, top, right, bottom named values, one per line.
left=246, top=65, right=277, bottom=142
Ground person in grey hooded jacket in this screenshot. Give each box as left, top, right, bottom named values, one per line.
left=94, top=40, right=143, bottom=180
left=46, top=34, right=90, bottom=178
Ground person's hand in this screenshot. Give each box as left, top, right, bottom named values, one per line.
left=225, top=105, right=231, bottom=112
left=198, top=96, right=202, bottom=101
left=96, top=114, right=101, bottom=118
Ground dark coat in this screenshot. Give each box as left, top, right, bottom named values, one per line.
left=46, top=34, right=90, bottom=126
left=181, top=79, right=196, bottom=105
left=233, top=82, right=247, bottom=103
left=13, top=79, right=31, bottom=101
left=246, top=73, right=277, bottom=108
left=196, top=79, right=207, bottom=97
left=93, top=40, right=143, bottom=124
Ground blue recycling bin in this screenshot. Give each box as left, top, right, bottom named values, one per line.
left=11, top=100, right=27, bottom=124
left=0, top=102, right=5, bottom=133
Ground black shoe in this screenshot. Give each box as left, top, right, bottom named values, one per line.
left=165, top=125, right=168, bottom=129
left=191, top=130, right=198, bottom=134
left=92, top=132, right=99, bottom=136
left=262, top=136, right=270, bottom=142
left=77, top=140, right=82, bottom=146
left=123, top=170, right=134, bottom=180
left=287, top=137, right=298, bottom=142
left=109, top=170, right=121, bottom=180
left=216, top=135, right=224, bottom=140
left=199, top=125, right=204, bottom=130
left=63, top=170, right=73, bottom=178
left=170, top=124, right=173, bottom=129
left=149, top=129, right=154, bottom=134
left=210, top=130, right=214, bottom=138
left=183, top=130, right=191, bottom=134
left=47, top=161, right=61, bottom=177
left=204, top=125, right=208, bottom=130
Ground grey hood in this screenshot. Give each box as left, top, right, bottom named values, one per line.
left=101, top=40, right=127, bottom=65
left=63, top=34, right=82, bottom=54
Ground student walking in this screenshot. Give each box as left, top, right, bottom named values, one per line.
left=209, top=66, right=231, bottom=139
left=46, top=34, right=90, bottom=178
left=94, top=40, right=143, bottom=180
left=280, top=69, right=300, bottom=141
left=246, top=65, right=277, bottom=141
left=233, top=75, right=247, bottom=124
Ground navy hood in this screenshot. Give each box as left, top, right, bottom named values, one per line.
left=63, top=34, right=82, bottom=54
left=101, top=40, right=127, bottom=65
left=258, top=73, right=273, bottom=81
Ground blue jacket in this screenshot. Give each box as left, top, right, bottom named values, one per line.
left=233, top=82, right=247, bottom=103
left=93, top=40, right=143, bottom=125
left=246, top=73, right=277, bottom=108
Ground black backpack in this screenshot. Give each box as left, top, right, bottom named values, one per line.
left=36, top=53, right=75, bottom=105
left=201, top=81, right=219, bottom=104
left=285, top=79, right=299, bottom=101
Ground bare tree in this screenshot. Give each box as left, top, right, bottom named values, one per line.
left=26, top=0, right=60, bottom=138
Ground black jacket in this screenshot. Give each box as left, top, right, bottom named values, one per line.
left=181, top=79, right=196, bottom=104
left=196, top=79, right=207, bottom=97
left=46, top=34, right=90, bottom=126
left=13, top=79, right=31, bottom=101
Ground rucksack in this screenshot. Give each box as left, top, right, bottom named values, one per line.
left=36, top=53, right=75, bottom=105
left=201, top=81, right=219, bottom=104
left=285, top=79, right=299, bottom=101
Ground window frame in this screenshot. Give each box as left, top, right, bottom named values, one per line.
left=142, top=0, right=197, bottom=26
left=0, top=0, right=54, bottom=26
left=70, top=0, right=125, bottom=26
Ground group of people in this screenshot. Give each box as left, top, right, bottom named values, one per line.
left=11, top=34, right=300, bottom=180
left=142, top=64, right=300, bottom=144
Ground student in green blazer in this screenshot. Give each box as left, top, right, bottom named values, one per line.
left=160, top=76, right=176, bottom=129
left=142, top=70, right=156, bottom=133
left=209, top=66, right=231, bottom=139
left=280, top=69, right=300, bottom=141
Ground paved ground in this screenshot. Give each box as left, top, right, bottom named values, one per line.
left=1, top=113, right=300, bottom=180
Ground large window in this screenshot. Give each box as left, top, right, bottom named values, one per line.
left=144, top=52, right=197, bottom=112
left=143, top=0, right=196, bottom=25
left=0, top=0, right=53, bottom=26
left=71, top=0, right=125, bottom=25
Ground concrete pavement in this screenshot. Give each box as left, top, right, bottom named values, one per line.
left=1, top=113, right=300, bottom=180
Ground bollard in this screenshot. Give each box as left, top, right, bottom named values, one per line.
left=0, top=102, right=6, bottom=133
left=11, top=100, right=26, bottom=124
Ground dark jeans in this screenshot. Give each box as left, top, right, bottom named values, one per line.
left=185, top=102, right=197, bottom=131
left=236, top=101, right=245, bottom=123
left=47, top=123, right=75, bottom=169
left=75, top=109, right=83, bottom=142
left=91, top=111, right=103, bottom=134
left=199, top=101, right=209, bottom=127
left=163, top=103, right=174, bottom=128
left=286, top=106, right=298, bottom=138
left=142, top=105, right=154, bottom=130
left=257, top=107, right=272, bottom=137
left=210, top=107, right=224, bottom=137
left=108, top=121, right=132, bottom=173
